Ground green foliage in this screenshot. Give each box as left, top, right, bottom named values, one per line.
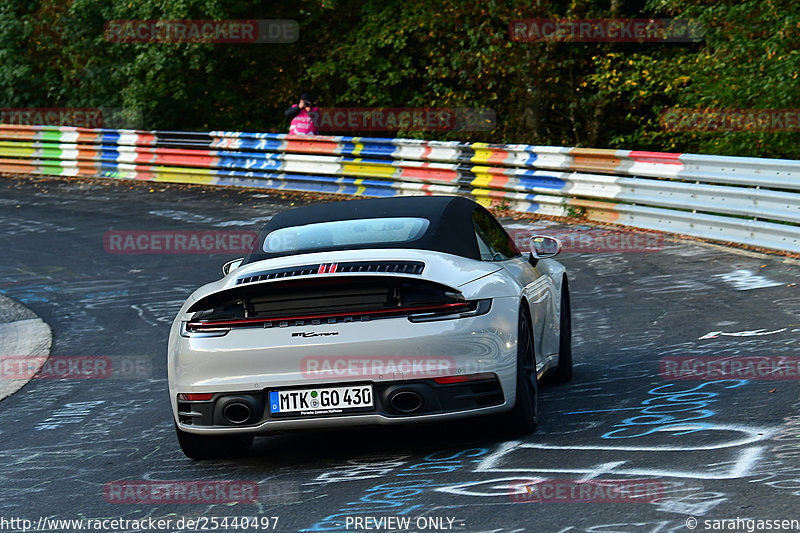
left=1, top=0, right=798, bottom=157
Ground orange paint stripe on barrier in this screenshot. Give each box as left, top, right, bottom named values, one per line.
left=75, top=162, right=100, bottom=177
left=284, top=137, right=339, bottom=155
left=75, top=158, right=98, bottom=169
left=0, top=125, right=37, bottom=140
left=74, top=157, right=99, bottom=168
left=569, top=198, right=621, bottom=223
left=0, top=159, right=36, bottom=173
left=569, top=148, right=622, bottom=173
left=75, top=131, right=101, bottom=144
left=77, top=147, right=99, bottom=161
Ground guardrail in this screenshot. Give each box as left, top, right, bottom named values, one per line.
left=2, top=124, right=800, bottom=253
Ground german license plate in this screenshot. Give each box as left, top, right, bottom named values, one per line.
left=269, top=385, right=373, bottom=415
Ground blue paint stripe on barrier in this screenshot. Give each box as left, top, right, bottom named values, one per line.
left=517, top=175, right=567, bottom=190
left=100, top=149, right=123, bottom=161
left=99, top=131, right=121, bottom=144
left=339, top=156, right=397, bottom=165
left=523, top=152, right=538, bottom=166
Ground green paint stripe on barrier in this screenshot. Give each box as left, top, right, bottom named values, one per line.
left=40, top=130, right=63, bottom=142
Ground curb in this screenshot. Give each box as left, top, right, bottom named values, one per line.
left=0, top=294, right=52, bottom=401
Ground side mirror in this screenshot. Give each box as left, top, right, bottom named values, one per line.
left=530, top=235, right=562, bottom=259
left=222, top=258, right=244, bottom=276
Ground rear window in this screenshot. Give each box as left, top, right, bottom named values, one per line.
left=262, top=217, right=430, bottom=254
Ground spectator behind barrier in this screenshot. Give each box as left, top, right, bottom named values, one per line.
left=284, top=92, right=319, bottom=135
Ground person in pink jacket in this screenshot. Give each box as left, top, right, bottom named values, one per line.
left=284, top=92, right=319, bottom=135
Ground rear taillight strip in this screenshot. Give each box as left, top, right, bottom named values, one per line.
left=187, top=301, right=474, bottom=331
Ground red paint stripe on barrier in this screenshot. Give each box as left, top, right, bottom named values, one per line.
left=628, top=151, right=683, bottom=165
left=486, top=148, right=509, bottom=164
left=400, top=165, right=459, bottom=182
left=134, top=170, right=154, bottom=180
left=486, top=166, right=509, bottom=175
left=284, top=139, right=338, bottom=155
left=137, top=133, right=157, bottom=146
left=488, top=174, right=510, bottom=188
left=135, top=151, right=154, bottom=164
left=153, top=153, right=216, bottom=166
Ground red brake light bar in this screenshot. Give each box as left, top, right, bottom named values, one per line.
left=433, top=373, right=496, bottom=384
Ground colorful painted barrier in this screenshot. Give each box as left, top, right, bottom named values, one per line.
left=1, top=124, right=800, bottom=253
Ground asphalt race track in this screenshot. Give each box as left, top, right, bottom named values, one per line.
left=1, top=175, right=799, bottom=533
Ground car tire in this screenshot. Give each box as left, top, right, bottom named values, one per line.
left=551, top=281, right=573, bottom=383
left=503, top=306, right=538, bottom=436
left=175, top=423, right=253, bottom=460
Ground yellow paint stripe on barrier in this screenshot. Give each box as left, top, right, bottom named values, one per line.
left=470, top=167, right=497, bottom=188
left=0, top=144, right=36, bottom=158
left=341, top=161, right=396, bottom=178
left=470, top=143, right=493, bottom=164
left=354, top=178, right=366, bottom=196
left=469, top=189, right=495, bottom=207
left=153, top=166, right=214, bottom=185
left=351, top=140, right=364, bottom=157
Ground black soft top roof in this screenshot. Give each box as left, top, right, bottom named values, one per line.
left=242, top=195, right=487, bottom=264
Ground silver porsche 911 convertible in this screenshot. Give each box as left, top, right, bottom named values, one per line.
left=168, top=195, right=572, bottom=459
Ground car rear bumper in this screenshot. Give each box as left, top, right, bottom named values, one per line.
left=174, top=375, right=509, bottom=435
left=168, top=296, right=521, bottom=433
